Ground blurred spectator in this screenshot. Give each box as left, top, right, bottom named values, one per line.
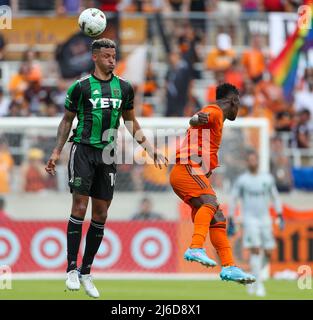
left=55, top=32, right=93, bottom=79
left=131, top=198, right=163, bottom=220
left=120, top=0, right=163, bottom=12
left=96, top=0, right=119, bottom=11
left=215, top=0, right=241, bottom=19
left=56, top=0, right=82, bottom=15
left=0, top=136, right=14, bottom=194
left=139, top=63, right=158, bottom=116
left=166, top=0, right=184, bottom=11
left=241, top=35, right=266, bottom=83
left=9, top=50, right=43, bottom=113
left=188, top=0, right=207, bottom=12
left=241, top=0, right=261, bottom=12
left=165, top=50, right=193, bottom=116
left=294, top=69, right=313, bottom=130
left=3, top=132, right=23, bottom=165
left=48, top=79, right=69, bottom=112
left=0, top=87, right=10, bottom=116
left=240, top=79, right=256, bottom=116
left=254, top=72, right=287, bottom=113
left=284, top=0, right=301, bottom=12
left=22, top=49, right=42, bottom=85
left=96, top=0, right=120, bottom=57
left=22, top=0, right=55, bottom=11
left=45, top=103, right=60, bottom=117
left=135, top=145, right=170, bottom=192
left=24, top=81, right=48, bottom=115
left=270, top=136, right=293, bottom=192
left=186, top=0, right=207, bottom=33
left=206, top=33, right=236, bottom=72
left=184, top=93, right=202, bottom=116
left=275, top=110, right=293, bottom=133
left=0, top=197, right=9, bottom=221
left=292, top=109, right=311, bottom=149
left=21, top=148, right=54, bottom=192
left=220, top=129, right=247, bottom=185
left=0, top=33, right=5, bottom=61
left=225, top=58, right=244, bottom=91
left=8, top=64, right=29, bottom=103
left=262, top=0, right=284, bottom=12
left=206, top=71, right=225, bottom=103
left=297, top=67, right=313, bottom=90
left=7, top=101, right=23, bottom=117
left=178, top=25, right=202, bottom=79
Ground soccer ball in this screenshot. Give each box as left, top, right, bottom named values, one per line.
left=78, top=8, right=107, bottom=37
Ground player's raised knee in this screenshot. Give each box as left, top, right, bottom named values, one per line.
left=211, top=209, right=226, bottom=225
left=190, top=194, right=219, bottom=210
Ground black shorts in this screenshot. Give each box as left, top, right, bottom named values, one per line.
left=68, top=143, right=116, bottom=200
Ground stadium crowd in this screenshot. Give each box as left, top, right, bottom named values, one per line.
left=0, top=0, right=312, bottom=194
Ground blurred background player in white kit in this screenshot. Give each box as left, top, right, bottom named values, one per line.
left=228, top=150, right=285, bottom=297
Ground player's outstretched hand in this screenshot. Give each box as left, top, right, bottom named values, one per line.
left=45, top=151, right=60, bottom=176
left=148, top=149, right=168, bottom=170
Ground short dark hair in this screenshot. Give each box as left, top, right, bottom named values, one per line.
left=91, top=38, right=116, bottom=53
left=299, top=108, right=311, bottom=117
left=216, top=83, right=239, bottom=100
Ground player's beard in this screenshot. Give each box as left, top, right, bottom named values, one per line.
left=106, top=63, right=115, bottom=74
left=228, top=105, right=238, bottom=121
left=96, top=63, right=114, bottom=77
left=227, top=112, right=237, bottom=121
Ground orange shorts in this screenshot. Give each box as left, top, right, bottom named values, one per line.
left=169, top=164, right=216, bottom=205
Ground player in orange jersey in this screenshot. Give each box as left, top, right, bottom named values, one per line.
left=170, top=83, right=255, bottom=284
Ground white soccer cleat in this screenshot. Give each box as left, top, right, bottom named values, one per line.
left=66, top=270, right=80, bottom=291
left=80, top=274, right=100, bottom=298
left=256, top=283, right=266, bottom=297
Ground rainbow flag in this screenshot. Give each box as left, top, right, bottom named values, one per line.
left=269, top=0, right=313, bottom=98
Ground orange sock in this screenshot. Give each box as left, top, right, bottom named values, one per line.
left=190, top=205, right=216, bottom=249
left=209, top=221, right=235, bottom=266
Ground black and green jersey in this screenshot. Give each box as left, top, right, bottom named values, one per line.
left=65, top=73, right=134, bottom=149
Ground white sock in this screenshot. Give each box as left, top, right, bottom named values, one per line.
left=261, top=253, right=269, bottom=268
left=250, top=253, right=262, bottom=289
left=261, top=254, right=270, bottom=281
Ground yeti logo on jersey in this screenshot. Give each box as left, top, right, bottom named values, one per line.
left=89, top=98, right=122, bottom=109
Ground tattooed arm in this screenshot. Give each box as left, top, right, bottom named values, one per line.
left=45, top=110, right=76, bottom=175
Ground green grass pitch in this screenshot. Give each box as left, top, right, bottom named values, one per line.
left=1, top=279, right=312, bottom=300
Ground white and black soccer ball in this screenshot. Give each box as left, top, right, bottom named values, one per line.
left=78, top=8, right=107, bottom=37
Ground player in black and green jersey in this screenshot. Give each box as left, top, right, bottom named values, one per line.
left=45, top=38, right=167, bottom=298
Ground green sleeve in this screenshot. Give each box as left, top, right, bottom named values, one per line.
left=64, top=81, right=82, bottom=113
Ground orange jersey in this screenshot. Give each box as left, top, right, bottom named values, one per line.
left=176, top=104, right=224, bottom=173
